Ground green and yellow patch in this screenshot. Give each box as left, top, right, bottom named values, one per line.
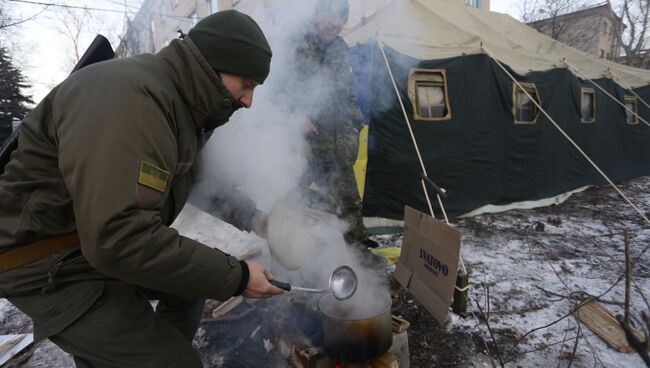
left=138, top=161, right=169, bottom=193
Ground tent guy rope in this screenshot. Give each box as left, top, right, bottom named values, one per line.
left=377, top=38, right=458, bottom=261
left=376, top=39, right=438, bottom=221
left=375, top=38, right=501, bottom=367
left=563, top=61, right=650, bottom=129
left=482, top=46, right=650, bottom=227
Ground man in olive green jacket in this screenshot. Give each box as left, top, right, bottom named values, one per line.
left=0, top=10, right=282, bottom=367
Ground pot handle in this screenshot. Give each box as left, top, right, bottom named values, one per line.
left=270, top=280, right=291, bottom=291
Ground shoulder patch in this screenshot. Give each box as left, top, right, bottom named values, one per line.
left=138, top=161, right=169, bottom=193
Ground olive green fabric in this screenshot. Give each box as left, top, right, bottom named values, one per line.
left=9, top=280, right=204, bottom=367
left=188, top=10, right=272, bottom=84
left=0, top=37, right=254, bottom=303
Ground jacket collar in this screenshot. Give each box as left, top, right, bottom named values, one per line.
left=156, top=37, right=240, bottom=132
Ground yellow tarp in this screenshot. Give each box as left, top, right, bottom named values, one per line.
left=370, top=247, right=402, bottom=265
left=353, top=124, right=369, bottom=199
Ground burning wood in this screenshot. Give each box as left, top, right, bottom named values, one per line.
left=198, top=296, right=411, bottom=367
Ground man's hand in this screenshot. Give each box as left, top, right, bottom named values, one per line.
left=242, top=260, right=284, bottom=299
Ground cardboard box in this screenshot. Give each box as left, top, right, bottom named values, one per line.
left=393, top=206, right=461, bottom=324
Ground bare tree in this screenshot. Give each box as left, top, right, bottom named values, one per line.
left=0, top=3, right=50, bottom=31
left=614, top=0, right=650, bottom=67
left=520, top=0, right=610, bottom=57
left=520, top=0, right=583, bottom=39
left=54, top=7, right=102, bottom=68
left=53, top=6, right=120, bottom=69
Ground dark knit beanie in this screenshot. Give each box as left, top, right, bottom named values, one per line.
left=315, top=0, right=349, bottom=22
left=188, top=10, right=272, bottom=84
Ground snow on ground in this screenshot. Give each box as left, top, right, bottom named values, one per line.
left=171, top=203, right=270, bottom=262
left=379, top=175, right=650, bottom=367
left=1, top=176, right=649, bottom=367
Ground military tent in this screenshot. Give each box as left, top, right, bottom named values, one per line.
left=345, top=0, right=650, bottom=220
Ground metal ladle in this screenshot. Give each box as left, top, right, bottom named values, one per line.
left=269, top=265, right=358, bottom=300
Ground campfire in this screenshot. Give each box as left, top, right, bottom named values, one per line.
left=200, top=293, right=409, bottom=368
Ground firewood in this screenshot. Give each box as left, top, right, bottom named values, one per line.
left=211, top=296, right=244, bottom=319
left=391, top=315, right=411, bottom=334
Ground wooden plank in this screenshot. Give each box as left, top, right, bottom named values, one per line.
left=391, top=315, right=411, bottom=334
left=0, top=335, right=25, bottom=357
left=0, top=334, right=33, bottom=366
left=211, top=296, right=244, bottom=319
left=574, top=300, right=646, bottom=353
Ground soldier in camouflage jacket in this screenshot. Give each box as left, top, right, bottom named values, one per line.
left=287, top=0, right=371, bottom=245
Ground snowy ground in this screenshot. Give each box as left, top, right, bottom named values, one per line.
left=1, top=177, right=649, bottom=367
left=385, top=175, right=650, bottom=367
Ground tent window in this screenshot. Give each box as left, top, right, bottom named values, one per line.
left=512, top=83, right=540, bottom=124
left=408, top=69, right=451, bottom=121
left=580, top=88, right=596, bottom=123
left=416, top=83, right=447, bottom=118
left=624, top=96, right=638, bottom=125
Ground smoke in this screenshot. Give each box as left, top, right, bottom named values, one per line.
left=191, top=0, right=390, bottom=314
left=192, top=0, right=320, bottom=212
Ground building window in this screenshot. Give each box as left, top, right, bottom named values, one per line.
left=624, top=96, right=639, bottom=124
left=580, top=88, right=596, bottom=123
left=465, top=0, right=482, bottom=8
left=407, top=69, right=452, bottom=121
left=209, top=0, right=219, bottom=13
left=189, top=11, right=198, bottom=27
left=512, top=82, right=541, bottom=124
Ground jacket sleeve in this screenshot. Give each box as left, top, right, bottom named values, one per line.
left=188, top=182, right=261, bottom=232
left=54, top=77, right=243, bottom=301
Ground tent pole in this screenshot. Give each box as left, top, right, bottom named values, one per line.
left=376, top=39, right=439, bottom=220
left=420, top=181, right=436, bottom=220
left=483, top=46, right=650, bottom=227
left=564, top=61, right=650, bottom=129
left=377, top=39, right=465, bottom=276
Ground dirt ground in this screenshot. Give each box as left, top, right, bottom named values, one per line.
left=1, top=176, right=649, bottom=367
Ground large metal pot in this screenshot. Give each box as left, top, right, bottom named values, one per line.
left=317, top=293, right=393, bottom=362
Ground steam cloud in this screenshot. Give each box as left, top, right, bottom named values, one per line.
left=192, top=0, right=390, bottom=314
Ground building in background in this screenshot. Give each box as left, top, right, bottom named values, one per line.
left=117, top=0, right=231, bottom=56
left=118, top=0, right=490, bottom=56
left=464, top=0, right=489, bottom=11
left=526, top=3, right=622, bottom=60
